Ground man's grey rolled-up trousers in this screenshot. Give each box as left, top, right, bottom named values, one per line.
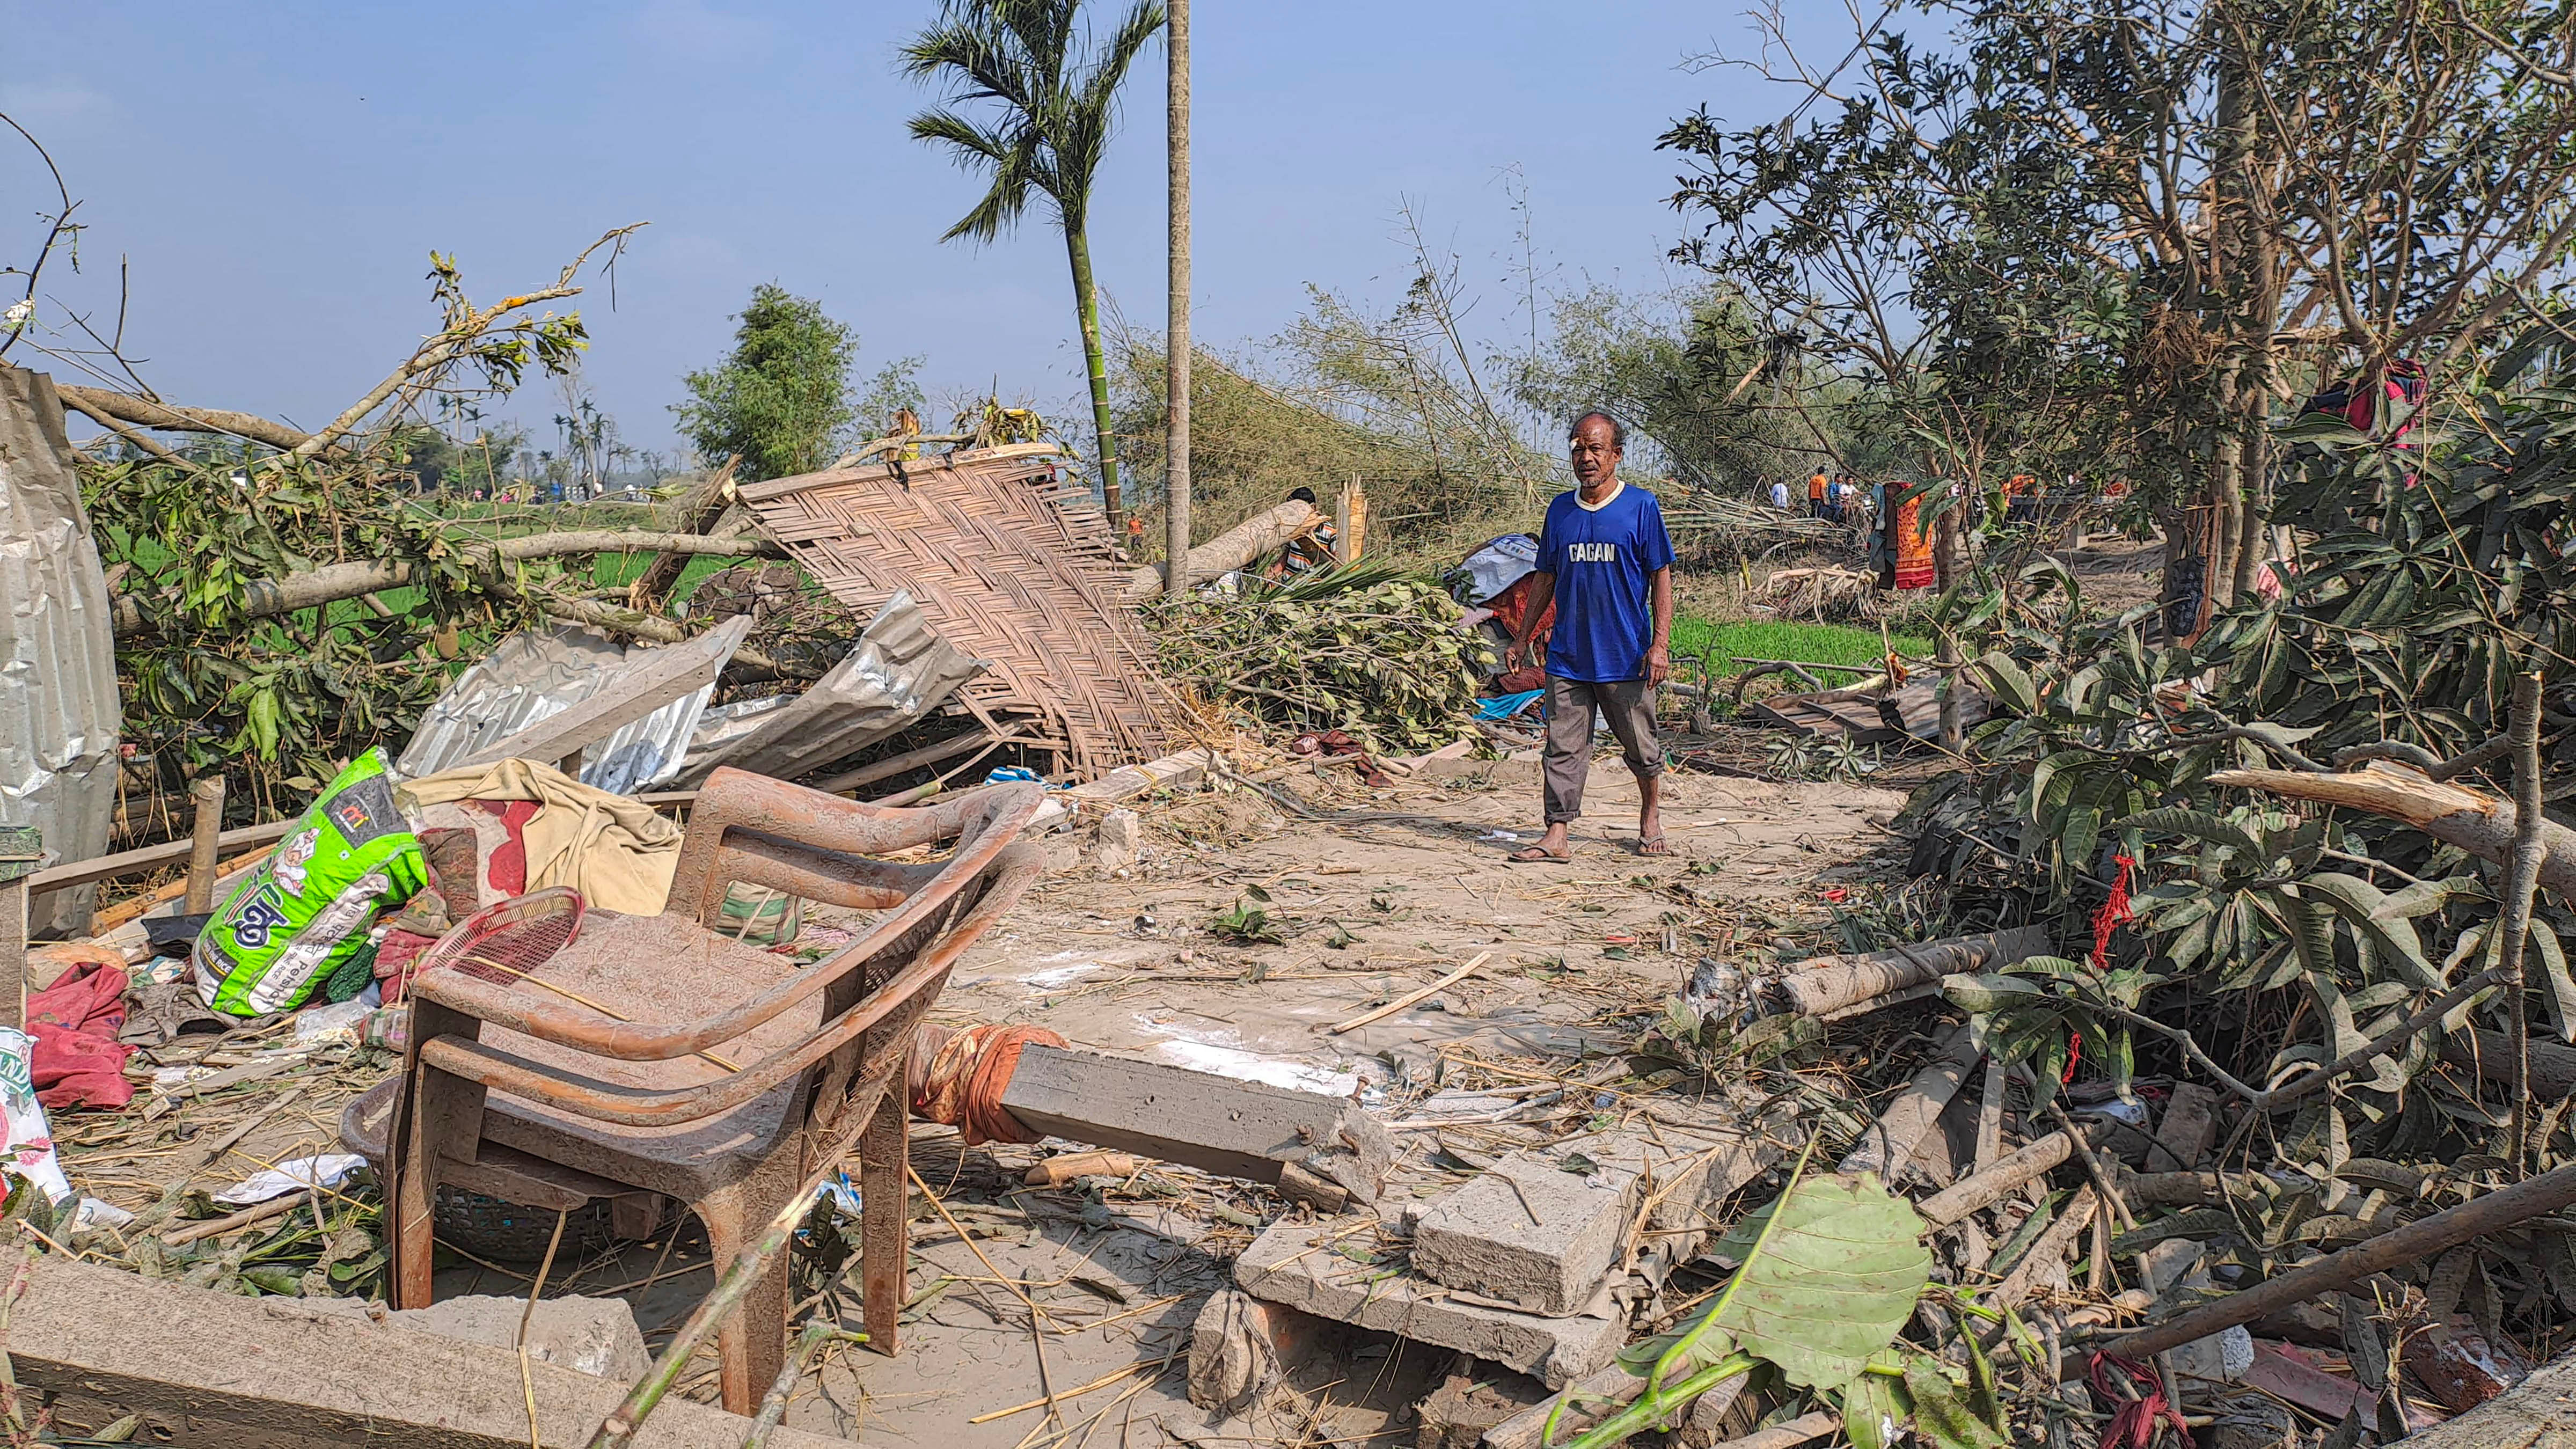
left=1542, top=674, right=1662, bottom=824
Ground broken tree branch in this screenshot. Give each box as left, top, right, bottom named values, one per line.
left=282, top=224, right=645, bottom=468
left=625, top=453, right=740, bottom=613
left=2207, top=760, right=2576, bottom=897
left=2505, top=671, right=2545, bottom=1169
left=1758, top=927, right=2048, bottom=1020
left=54, top=382, right=336, bottom=457
left=2105, top=1158, right=2576, bottom=1362
left=1126, top=500, right=1319, bottom=599
left=1918, top=1130, right=2079, bottom=1227
left=108, top=530, right=781, bottom=636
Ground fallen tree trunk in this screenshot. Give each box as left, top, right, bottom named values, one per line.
left=625, top=454, right=740, bottom=612
left=1126, top=501, right=1318, bottom=599
left=2106, top=1157, right=2576, bottom=1362
left=54, top=382, right=336, bottom=458
left=109, top=530, right=781, bottom=636
left=1758, top=926, right=2050, bottom=1020
left=2207, top=762, right=2576, bottom=897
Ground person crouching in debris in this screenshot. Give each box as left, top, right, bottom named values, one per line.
left=1503, top=412, right=1676, bottom=861
left=1265, top=485, right=1341, bottom=579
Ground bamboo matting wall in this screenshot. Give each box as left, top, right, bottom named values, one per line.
left=740, top=447, right=1174, bottom=775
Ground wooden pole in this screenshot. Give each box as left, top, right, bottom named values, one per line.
left=1163, top=0, right=1192, bottom=598
left=184, top=776, right=226, bottom=916
left=0, top=827, right=35, bottom=1033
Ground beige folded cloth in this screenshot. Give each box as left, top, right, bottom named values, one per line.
left=401, top=758, right=680, bottom=916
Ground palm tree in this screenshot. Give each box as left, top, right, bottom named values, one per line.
left=903, top=0, right=1166, bottom=533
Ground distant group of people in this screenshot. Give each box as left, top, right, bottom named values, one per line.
left=1767, top=471, right=1872, bottom=523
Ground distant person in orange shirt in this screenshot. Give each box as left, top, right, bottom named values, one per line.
left=1807, top=469, right=1829, bottom=519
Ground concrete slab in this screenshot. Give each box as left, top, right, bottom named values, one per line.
left=10, top=1256, right=851, bottom=1449
left=389, top=1294, right=652, bottom=1381
left=1233, top=1214, right=1625, bottom=1388
left=1408, top=1109, right=1778, bottom=1316
left=1001, top=1043, right=1393, bottom=1195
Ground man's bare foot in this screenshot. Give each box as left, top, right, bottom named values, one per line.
left=1636, top=802, right=1669, bottom=855
left=1510, top=824, right=1574, bottom=863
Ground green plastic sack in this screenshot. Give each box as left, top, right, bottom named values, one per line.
left=193, top=749, right=427, bottom=1017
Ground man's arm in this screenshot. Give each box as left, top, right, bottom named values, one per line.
left=1645, top=566, right=1673, bottom=686
left=1507, top=570, right=1555, bottom=671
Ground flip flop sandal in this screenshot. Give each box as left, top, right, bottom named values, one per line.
left=1506, top=845, right=1572, bottom=864
left=1633, top=836, right=1674, bottom=857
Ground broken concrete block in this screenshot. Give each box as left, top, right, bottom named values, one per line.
left=1001, top=1043, right=1394, bottom=1201
left=8, top=1256, right=847, bottom=1448
left=1416, top=1359, right=1549, bottom=1449
left=1093, top=807, right=1142, bottom=873
left=1234, top=1214, right=1624, bottom=1388
left=386, top=1293, right=651, bottom=1380
left=1410, top=1117, right=1775, bottom=1317
left=1188, top=1287, right=1283, bottom=1416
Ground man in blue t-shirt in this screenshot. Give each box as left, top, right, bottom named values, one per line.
left=1503, top=412, right=1677, bottom=861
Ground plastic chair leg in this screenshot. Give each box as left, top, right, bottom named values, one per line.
left=697, top=1159, right=796, bottom=1417
left=860, top=1087, right=909, bottom=1356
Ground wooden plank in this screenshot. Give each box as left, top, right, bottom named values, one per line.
left=28, top=818, right=295, bottom=899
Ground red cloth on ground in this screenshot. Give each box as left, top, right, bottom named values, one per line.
left=27, top=960, right=135, bottom=1110
left=1484, top=573, right=1556, bottom=654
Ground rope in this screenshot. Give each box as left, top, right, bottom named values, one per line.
left=910, top=1023, right=1069, bottom=1145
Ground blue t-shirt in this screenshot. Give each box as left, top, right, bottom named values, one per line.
left=1536, top=481, right=1674, bottom=682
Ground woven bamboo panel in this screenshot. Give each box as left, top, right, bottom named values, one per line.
left=740, top=447, right=1173, bottom=774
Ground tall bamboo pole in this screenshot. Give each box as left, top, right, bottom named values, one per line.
left=1163, top=0, right=1192, bottom=596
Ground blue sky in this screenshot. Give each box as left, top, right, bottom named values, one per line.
left=1, top=1, right=1832, bottom=459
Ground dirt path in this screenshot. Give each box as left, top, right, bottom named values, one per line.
left=771, top=756, right=1906, bottom=1446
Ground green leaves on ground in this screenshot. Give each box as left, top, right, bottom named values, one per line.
left=1695, top=1171, right=1933, bottom=1393
left=1209, top=896, right=1283, bottom=945
left=1150, top=573, right=1492, bottom=753
left=1554, top=1144, right=1930, bottom=1449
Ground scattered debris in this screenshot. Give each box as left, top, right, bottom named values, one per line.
left=740, top=443, right=1175, bottom=773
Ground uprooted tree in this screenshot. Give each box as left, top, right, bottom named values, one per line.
left=0, top=217, right=821, bottom=821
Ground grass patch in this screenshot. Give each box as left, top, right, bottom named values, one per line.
left=1671, top=617, right=1930, bottom=671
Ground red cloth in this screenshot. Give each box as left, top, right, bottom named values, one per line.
left=1484, top=573, right=1556, bottom=656
left=2089, top=1352, right=2191, bottom=1448
left=476, top=799, right=541, bottom=897
left=27, top=960, right=134, bottom=1110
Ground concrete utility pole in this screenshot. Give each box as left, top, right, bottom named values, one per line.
left=1164, top=0, right=1192, bottom=597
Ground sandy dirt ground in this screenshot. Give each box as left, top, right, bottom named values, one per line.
left=55, top=752, right=1910, bottom=1447
left=755, top=755, right=1907, bottom=1446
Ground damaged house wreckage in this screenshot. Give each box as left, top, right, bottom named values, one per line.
left=13, top=347, right=2576, bottom=1449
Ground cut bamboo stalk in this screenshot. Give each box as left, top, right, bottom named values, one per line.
left=1328, top=952, right=1494, bottom=1034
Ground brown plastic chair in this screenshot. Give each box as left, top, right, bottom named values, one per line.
left=382, top=767, right=1044, bottom=1413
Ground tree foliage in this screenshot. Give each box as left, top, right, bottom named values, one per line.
left=670, top=284, right=861, bottom=482
left=903, top=0, right=1166, bottom=527
left=1662, top=0, right=2576, bottom=600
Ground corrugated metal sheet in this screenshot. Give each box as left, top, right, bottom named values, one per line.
left=396, top=623, right=740, bottom=794
left=676, top=591, right=984, bottom=785
left=0, top=368, right=121, bottom=935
